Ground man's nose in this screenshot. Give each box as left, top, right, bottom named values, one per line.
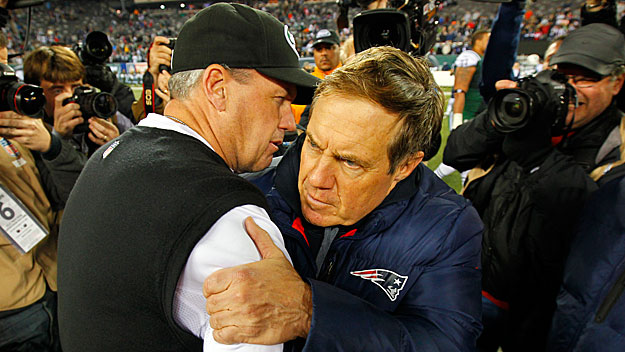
left=279, top=103, right=296, bottom=132
left=307, top=156, right=336, bottom=190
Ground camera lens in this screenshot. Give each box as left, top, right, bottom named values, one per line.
left=0, top=82, right=46, bottom=117
left=15, top=84, right=46, bottom=116
left=353, top=9, right=411, bottom=53
left=490, top=89, right=532, bottom=133
left=92, top=93, right=117, bottom=118
left=501, top=93, right=528, bottom=121
left=83, top=31, right=113, bottom=64
left=365, top=23, right=403, bottom=48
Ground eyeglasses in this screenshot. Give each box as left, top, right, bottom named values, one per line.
left=563, top=74, right=606, bottom=88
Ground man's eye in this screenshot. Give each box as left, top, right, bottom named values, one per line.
left=342, top=158, right=359, bottom=169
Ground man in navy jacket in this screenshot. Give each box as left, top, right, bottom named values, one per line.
left=548, top=175, right=625, bottom=351
left=203, top=46, right=484, bottom=351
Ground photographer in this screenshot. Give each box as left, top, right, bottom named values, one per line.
left=131, top=36, right=173, bottom=122
left=0, top=39, right=84, bottom=352
left=443, top=23, right=625, bottom=351
left=24, top=46, right=132, bottom=157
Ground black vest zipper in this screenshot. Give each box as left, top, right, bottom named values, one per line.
left=594, top=266, right=625, bottom=323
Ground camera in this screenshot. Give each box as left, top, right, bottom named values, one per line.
left=62, top=86, right=117, bottom=134
left=340, top=0, right=440, bottom=56
left=488, top=70, right=577, bottom=135
left=158, top=38, right=176, bottom=73
left=73, top=31, right=117, bottom=92
left=74, top=31, right=113, bottom=66
left=0, top=63, right=45, bottom=117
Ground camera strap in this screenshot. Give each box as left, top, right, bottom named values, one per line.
left=142, top=71, right=156, bottom=115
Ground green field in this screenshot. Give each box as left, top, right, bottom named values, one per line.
left=426, top=87, right=463, bottom=193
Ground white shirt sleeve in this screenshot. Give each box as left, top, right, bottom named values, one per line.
left=454, top=50, right=481, bottom=68
left=173, top=204, right=292, bottom=351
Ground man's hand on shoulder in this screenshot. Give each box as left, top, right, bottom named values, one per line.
left=203, top=217, right=312, bottom=345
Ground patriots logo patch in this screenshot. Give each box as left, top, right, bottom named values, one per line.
left=350, top=269, right=408, bottom=302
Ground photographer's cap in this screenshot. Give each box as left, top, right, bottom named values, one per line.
left=312, top=29, right=340, bottom=47
left=551, top=23, right=625, bottom=76
left=171, top=3, right=319, bottom=104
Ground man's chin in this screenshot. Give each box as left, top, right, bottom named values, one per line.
left=302, top=206, right=344, bottom=228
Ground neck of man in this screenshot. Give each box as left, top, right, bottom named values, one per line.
left=164, top=98, right=228, bottom=165
left=474, top=46, right=485, bottom=56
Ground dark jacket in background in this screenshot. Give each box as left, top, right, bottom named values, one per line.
left=547, top=175, right=625, bottom=351
left=443, top=104, right=624, bottom=350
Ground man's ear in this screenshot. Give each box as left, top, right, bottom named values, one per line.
left=203, top=64, right=227, bottom=111
left=611, top=73, right=625, bottom=96
left=392, top=151, right=424, bottom=183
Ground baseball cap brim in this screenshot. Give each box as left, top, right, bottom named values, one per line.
left=312, top=38, right=338, bottom=47
left=550, top=52, right=615, bottom=77
left=256, top=66, right=320, bottom=105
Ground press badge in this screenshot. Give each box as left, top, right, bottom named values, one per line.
left=0, top=184, right=48, bottom=253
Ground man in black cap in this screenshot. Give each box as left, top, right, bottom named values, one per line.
left=443, top=22, right=625, bottom=351
left=57, top=3, right=318, bottom=351
left=310, top=29, right=342, bottom=79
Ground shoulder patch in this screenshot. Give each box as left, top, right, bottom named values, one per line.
left=102, top=140, right=120, bottom=159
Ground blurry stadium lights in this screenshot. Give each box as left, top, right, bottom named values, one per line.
left=180, top=3, right=185, bottom=8
left=160, top=4, right=165, bottom=9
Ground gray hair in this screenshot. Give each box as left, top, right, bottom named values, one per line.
left=168, top=66, right=252, bottom=100
left=609, top=65, right=625, bottom=81
left=168, top=69, right=204, bottom=100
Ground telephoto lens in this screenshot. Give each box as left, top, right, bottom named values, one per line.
left=0, top=63, right=46, bottom=117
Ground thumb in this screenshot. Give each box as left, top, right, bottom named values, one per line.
left=244, top=217, right=283, bottom=260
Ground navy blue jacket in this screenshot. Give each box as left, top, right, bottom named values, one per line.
left=257, top=138, right=484, bottom=351
left=547, top=176, right=625, bottom=351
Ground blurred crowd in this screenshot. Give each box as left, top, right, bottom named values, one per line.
left=4, top=0, right=621, bottom=66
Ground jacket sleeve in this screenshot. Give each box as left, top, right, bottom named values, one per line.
left=479, top=2, right=525, bottom=103
left=35, top=137, right=86, bottom=210
left=301, top=206, right=484, bottom=352
left=443, top=109, right=505, bottom=172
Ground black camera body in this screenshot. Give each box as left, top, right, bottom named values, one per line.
left=62, top=86, right=117, bottom=134
left=343, top=0, right=440, bottom=56
left=158, top=38, right=176, bottom=73
left=0, top=63, right=45, bottom=117
left=489, top=70, right=577, bottom=136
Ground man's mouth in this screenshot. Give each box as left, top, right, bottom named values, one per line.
left=269, top=140, right=282, bottom=152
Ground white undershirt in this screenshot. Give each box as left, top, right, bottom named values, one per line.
left=139, top=114, right=290, bottom=351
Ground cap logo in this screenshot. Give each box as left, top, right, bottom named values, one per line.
left=317, top=29, right=331, bottom=39
left=284, top=25, right=299, bottom=58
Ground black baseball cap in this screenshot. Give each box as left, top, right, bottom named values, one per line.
left=551, top=23, right=625, bottom=76
left=171, top=3, right=319, bottom=104
left=312, top=29, right=340, bottom=48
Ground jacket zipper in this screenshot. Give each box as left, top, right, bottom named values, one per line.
left=317, top=253, right=336, bottom=282
left=594, top=266, right=625, bottom=323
